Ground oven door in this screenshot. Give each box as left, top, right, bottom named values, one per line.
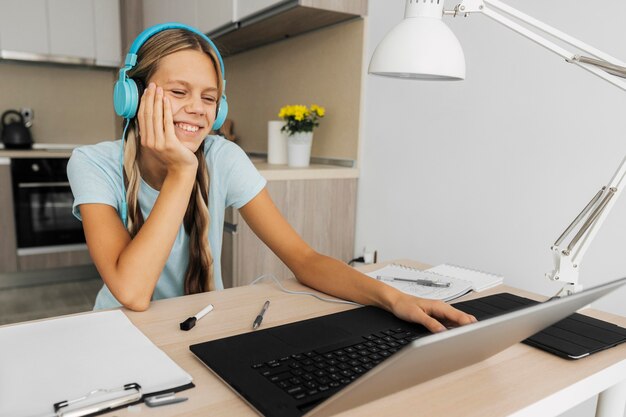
left=13, top=181, right=86, bottom=249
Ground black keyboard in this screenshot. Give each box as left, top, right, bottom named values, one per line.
left=251, top=292, right=626, bottom=407
left=251, top=326, right=421, bottom=401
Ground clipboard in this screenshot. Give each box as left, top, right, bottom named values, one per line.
left=51, top=381, right=195, bottom=417
left=0, top=311, right=193, bottom=417
left=53, top=383, right=142, bottom=417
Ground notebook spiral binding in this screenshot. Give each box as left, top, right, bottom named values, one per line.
left=441, top=264, right=504, bottom=278
left=389, top=263, right=445, bottom=277
left=389, top=263, right=422, bottom=271
left=391, top=262, right=502, bottom=278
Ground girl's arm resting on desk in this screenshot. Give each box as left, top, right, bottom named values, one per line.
left=79, top=167, right=196, bottom=311
left=239, top=189, right=476, bottom=333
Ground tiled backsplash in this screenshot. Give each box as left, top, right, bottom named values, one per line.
left=0, top=61, right=118, bottom=146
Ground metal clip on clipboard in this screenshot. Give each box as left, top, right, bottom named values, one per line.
left=53, top=383, right=142, bottom=417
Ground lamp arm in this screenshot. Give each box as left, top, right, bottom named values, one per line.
left=449, top=0, right=626, bottom=294
left=453, top=0, right=626, bottom=91
left=546, top=156, right=626, bottom=295
left=566, top=156, right=626, bottom=265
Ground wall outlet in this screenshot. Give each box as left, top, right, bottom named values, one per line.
left=363, top=247, right=378, bottom=264
left=20, top=108, right=34, bottom=128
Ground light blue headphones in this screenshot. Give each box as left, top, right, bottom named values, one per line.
left=115, top=23, right=227, bottom=227
left=113, top=22, right=228, bottom=130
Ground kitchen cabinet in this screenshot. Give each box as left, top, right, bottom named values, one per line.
left=48, top=0, right=95, bottom=60
left=143, top=0, right=236, bottom=35
left=221, top=178, right=357, bottom=287
left=235, top=0, right=288, bottom=21
left=0, top=0, right=49, bottom=56
left=17, top=250, right=93, bottom=272
left=143, top=0, right=238, bottom=33
left=94, top=0, right=123, bottom=66
left=212, top=0, right=367, bottom=56
left=142, top=0, right=366, bottom=56
left=0, top=161, right=18, bottom=273
left=143, top=0, right=198, bottom=28
left=142, top=0, right=277, bottom=34
left=0, top=0, right=121, bottom=67
left=197, top=0, right=235, bottom=35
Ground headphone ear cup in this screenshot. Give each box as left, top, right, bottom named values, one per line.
left=133, top=78, right=145, bottom=119
left=134, top=78, right=145, bottom=101
left=114, top=76, right=139, bottom=119
left=213, top=94, right=228, bottom=131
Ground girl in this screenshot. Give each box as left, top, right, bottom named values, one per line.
left=68, top=25, right=475, bottom=333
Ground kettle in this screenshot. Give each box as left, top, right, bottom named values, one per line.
left=1, top=110, right=33, bottom=149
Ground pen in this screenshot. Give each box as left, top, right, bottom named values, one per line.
left=253, top=300, right=270, bottom=330
left=145, top=392, right=188, bottom=407
left=180, top=303, right=214, bottom=331
left=376, top=275, right=451, bottom=288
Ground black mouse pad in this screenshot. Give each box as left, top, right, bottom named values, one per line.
left=453, top=292, right=626, bottom=359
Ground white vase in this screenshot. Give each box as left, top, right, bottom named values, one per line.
left=287, top=131, right=313, bottom=167
left=267, top=121, right=288, bottom=164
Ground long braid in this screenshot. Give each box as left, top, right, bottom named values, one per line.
left=123, top=127, right=144, bottom=237
left=183, top=147, right=214, bottom=294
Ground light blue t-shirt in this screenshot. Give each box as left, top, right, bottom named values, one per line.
left=67, top=135, right=266, bottom=309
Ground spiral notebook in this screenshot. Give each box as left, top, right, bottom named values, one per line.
left=426, top=264, right=504, bottom=292
left=366, top=263, right=503, bottom=302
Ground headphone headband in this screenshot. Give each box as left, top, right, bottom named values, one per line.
left=127, top=23, right=225, bottom=80
left=113, top=22, right=228, bottom=127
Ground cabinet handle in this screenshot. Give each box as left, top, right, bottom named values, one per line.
left=224, top=223, right=237, bottom=234
left=18, top=181, right=70, bottom=188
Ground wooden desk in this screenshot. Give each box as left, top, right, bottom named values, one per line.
left=32, top=261, right=626, bottom=416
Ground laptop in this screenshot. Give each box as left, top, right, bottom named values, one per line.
left=190, top=277, right=626, bottom=417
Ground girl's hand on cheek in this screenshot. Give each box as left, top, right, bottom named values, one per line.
left=137, top=83, right=197, bottom=173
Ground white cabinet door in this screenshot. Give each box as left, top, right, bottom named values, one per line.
left=0, top=0, right=49, bottom=55
left=197, top=0, right=234, bottom=33
left=235, top=0, right=288, bottom=22
left=93, top=0, right=122, bottom=66
left=143, top=0, right=198, bottom=28
left=47, top=0, right=95, bottom=60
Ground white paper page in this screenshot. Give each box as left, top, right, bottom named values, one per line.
left=0, top=310, right=192, bottom=417
left=365, top=264, right=473, bottom=301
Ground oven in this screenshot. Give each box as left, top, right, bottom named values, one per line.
left=11, top=158, right=85, bottom=253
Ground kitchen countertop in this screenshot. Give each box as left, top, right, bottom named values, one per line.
left=0, top=148, right=359, bottom=180
left=253, top=159, right=358, bottom=180
left=0, top=149, right=74, bottom=158
left=0, top=143, right=78, bottom=158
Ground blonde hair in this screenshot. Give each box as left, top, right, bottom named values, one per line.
left=122, top=29, right=224, bottom=294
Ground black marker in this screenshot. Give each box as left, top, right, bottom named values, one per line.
left=180, top=303, right=214, bottom=331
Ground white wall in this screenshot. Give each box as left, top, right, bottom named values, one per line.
left=358, top=3, right=626, bottom=413
left=358, top=1, right=626, bottom=413
left=358, top=0, right=626, bottom=312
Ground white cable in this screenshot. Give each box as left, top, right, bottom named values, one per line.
left=249, top=274, right=361, bottom=306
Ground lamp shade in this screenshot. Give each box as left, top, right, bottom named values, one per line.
left=369, top=2, right=466, bottom=80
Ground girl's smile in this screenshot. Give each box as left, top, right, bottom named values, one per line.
left=148, top=49, right=220, bottom=151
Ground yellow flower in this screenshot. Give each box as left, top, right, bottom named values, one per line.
left=278, top=103, right=326, bottom=135
left=311, top=104, right=325, bottom=117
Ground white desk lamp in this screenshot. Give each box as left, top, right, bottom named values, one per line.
left=370, top=0, right=626, bottom=298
